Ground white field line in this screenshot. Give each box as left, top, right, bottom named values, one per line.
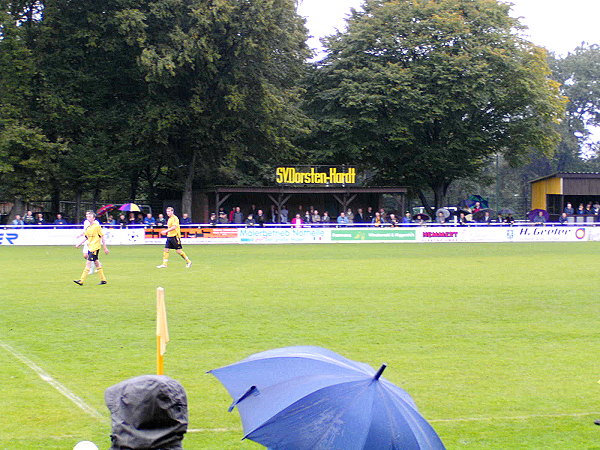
left=0, top=341, right=104, bottom=420
left=187, top=411, right=600, bottom=433
left=429, top=411, right=600, bottom=423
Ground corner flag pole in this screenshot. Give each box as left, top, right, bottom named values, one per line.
left=156, top=287, right=169, bottom=375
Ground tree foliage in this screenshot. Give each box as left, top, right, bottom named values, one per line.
left=304, top=0, right=566, bottom=209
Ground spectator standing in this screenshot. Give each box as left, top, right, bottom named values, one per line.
left=118, top=214, right=127, bottom=228
left=155, top=213, right=166, bottom=227
left=279, top=205, right=289, bottom=223
left=402, top=212, right=412, bottom=224
left=504, top=213, right=515, bottom=225
left=270, top=204, right=278, bottom=223
left=106, top=215, right=116, bottom=226
left=228, top=207, right=236, bottom=223
left=291, top=213, right=303, bottom=227
left=217, top=212, right=229, bottom=224
left=365, top=206, right=374, bottom=223
left=559, top=212, right=569, bottom=225
left=209, top=212, right=217, bottom=226
left=53, top=213, right=69, bottom=228
left=303, top=210, right=312, bottom=225
left=12, top=214, right=24, bottom=227
left=564, top=203, right=574, bottom=215
left=371, top=211, right=384, bottom=227
left=256, top=209, right=266, bottom=227
left=472, top=202, right=482, bottom=214
left=312, top=209, right=321, bottom=224
left=435, top=212, right=446, bottom=224
left=23, top=210, right=35, bottom=225
left=389, top=213, right=399, bottom=227
left=181, top=213, right=192, bottom=225
left=532, top=211, right=546, bottom=225
left=245, top=214, right=256, bottom=227
left=143, top=213, right=156, bottom=227
left=337, top=212, right=349, bottom=225
left=577, top=203, right=585, bottom=215
left=346, top=208, right=354, bottom=223
left=354, top=208, right=365, bottom=224
left=35, top=213, right=46, bottom=225
left=321, top=211, right=331, bottom=224
left=233, top=207, right=244, bottom=224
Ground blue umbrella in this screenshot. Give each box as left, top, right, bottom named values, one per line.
left=209, top=346, right=445, bottom=450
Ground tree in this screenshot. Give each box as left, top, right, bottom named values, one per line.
left=548, top=44, right=600, bottom=171
left=304, top=0, right=566, bottom=210
left=116, top=0, right=311, bottom=213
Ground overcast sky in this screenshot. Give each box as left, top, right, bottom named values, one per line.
left=297, top=0, right=600, bottom=57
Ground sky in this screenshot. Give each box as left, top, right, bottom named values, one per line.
left=297, top=0, right=600, bottom=57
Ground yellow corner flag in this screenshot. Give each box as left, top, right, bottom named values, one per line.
left=156, top=287, right=169, bottom=375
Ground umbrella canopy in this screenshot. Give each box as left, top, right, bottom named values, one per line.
left=528, top=209, right=549, bottom=221
left=498, top=208, right=515, bottom=215
left=119, top=203, right=141, bottom=212
left=473, top=208, right=496, bottom=222
left=468, top=195, right=489, bottom=208
left=96, top=204, right=116, bottom=216
left=413, top=213, right=430, bottom=221
left=209, top=346, right=445, bottom=450
left=435, top=208, right=450, bottom=219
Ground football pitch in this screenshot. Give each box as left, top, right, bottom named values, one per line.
left=1, top=242, right=599, bottom=449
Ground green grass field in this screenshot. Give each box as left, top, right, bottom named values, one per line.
left=1, top=242, right=599, bottom=449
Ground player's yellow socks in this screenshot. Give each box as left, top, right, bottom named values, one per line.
left=80, top=267, right=90, bottom=282
left=179, top=251, right=190, bottom=263
left=96, top=267, right=106, bottom=282
left=162, top=251, right=169, bottom=266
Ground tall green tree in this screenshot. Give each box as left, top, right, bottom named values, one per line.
left=0, top=0, right=65, bottom=214
left=549, top=44, right=600, bottom=171
left=116, top=0, right=311, bottom=213
left=304, top=0, right=566, bottom=210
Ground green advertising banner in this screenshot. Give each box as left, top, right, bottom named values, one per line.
left=330, top=229, right=416, bottom=241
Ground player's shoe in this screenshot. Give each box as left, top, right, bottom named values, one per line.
left=73, top=280, right=83, bottom=286
left=186, top=261, right=192, bottom=268
left=156, top=264, right=167, bottom=268
left=98, top=281, right=107, bottom=285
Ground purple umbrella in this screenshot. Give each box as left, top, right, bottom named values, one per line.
left=119, top=203, right=141, bottom=212
left=528, top=209, right=549, bottom=221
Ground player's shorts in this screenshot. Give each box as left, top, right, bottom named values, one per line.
left=165, top=236, right=182, bottom=250
left=87, top=250, right=100, bottom=261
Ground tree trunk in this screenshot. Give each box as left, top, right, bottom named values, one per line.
left=8, top=198, right=25, bottom=222
left=416, top=189, right=434, bottom=217
left=181, top=153, right=196, bottom=215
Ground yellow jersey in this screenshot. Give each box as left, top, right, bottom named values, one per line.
left=167, top=215, right=181, bottom=238
left=85, top=223, right=104, bottom=252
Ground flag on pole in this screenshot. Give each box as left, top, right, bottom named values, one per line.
left=156, top=287, right=169, bottom=374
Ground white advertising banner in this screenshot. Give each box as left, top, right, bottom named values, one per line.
left=2, top=226, right=597, bottom=246
left=417, top=226, right=591, bottom=243
left=238, top=227, right=328, bottom=244
left=0, top=228, right=145, bottom=246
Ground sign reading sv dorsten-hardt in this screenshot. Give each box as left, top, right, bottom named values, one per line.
left=276, top=166, right=356, bottom=185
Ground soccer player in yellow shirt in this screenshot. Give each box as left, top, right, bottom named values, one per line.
left=157, top=207, right=192, bottom=268
left=74, top=211, right=109, bottom=285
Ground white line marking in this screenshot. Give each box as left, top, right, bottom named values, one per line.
left=0, top=341, right=104, bottom=420
left=429, top=411, right=600, bottom=422
left=188, top=428, right=240, bottom=433
left=188, top=411, right=600, bottom=433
